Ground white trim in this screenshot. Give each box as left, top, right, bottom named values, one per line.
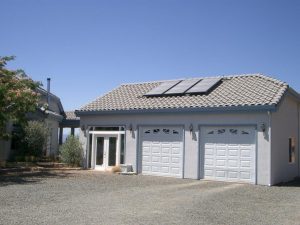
left=92, top=133, right=121, bottom=171
left=89, top=131, right=125, bottom=135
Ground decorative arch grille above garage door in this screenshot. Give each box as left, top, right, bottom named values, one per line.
left=140, top=126, right=183, bottom=178
left=200, top=126, right=256, bottom=184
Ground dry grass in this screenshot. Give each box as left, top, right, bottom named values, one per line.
left=111, top=165, right=122, bottom=173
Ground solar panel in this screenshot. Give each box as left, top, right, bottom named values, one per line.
left=144, top=80, right=182, bottom=96
left=186, top=77, right=221, bottom=94
left=164, top=78, right=201, bottom=95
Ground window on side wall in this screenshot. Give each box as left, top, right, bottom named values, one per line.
left=288, top=137, right=295, bottom=163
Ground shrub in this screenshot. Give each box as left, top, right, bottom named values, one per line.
left=59, top=135, right=83, bottom=167
left=23, top=121, right=49, bottom=157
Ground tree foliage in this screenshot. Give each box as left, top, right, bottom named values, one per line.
left=0, top=56, right=40, bottom=139
left=59, top=135, right=83, bottom=167
left=23, top=121, right=49, bottom=157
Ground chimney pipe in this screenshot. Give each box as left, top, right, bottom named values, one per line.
left=47, top=78, right=51, bottom=105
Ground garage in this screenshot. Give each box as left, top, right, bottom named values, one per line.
left=140, top=126, right=183, bottom=178
left=200, top=126, right=256, bottom=183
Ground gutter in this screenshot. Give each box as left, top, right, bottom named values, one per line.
left=75, top=104, right=277, bottom=116
left=44, top=110, right=64, bottom=122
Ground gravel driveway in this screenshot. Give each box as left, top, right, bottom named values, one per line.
left=0, top=169, right=299, bottom=225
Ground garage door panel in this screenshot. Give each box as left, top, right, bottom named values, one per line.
left=143, top=155, right=151, bottom=162
left=228, top=171, right=239, bottom=179
left=240, top=171, right=251, bottom=180
left=170, top=167, right=181, bottom=175
left=216, top=159, right=226, bottom=167
left=151, top=165, right=161, bottom=172
left=141, top=126, right=183, bottom=178
left=161, top=147, right=171, bottom=154
left=240, top=160, right=251, bottom=168
left=228, top=149, right=238, bottom=156
left=215, top=170, right=226, bottom=178
left=152, top=156, right=160, bottom=163
left=171, top=157, right=180, bottom=164
left=228, top=159, right=239, bottom=167
left=240, top=149, right=251, bottom=157
left=216, top=149, right=226, bottom=156
left=205, top=169, right=214, bottom=177
left=202, top=126, right=256, bottom=184
left=204, top=158, right=214, bottom=166
left=142, top=165, right=151, bottom=172
left=161, top=166, right=170, bottom=173
left=161, top=156, right=170, bottom=163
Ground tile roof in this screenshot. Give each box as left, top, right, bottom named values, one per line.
left=78, top=74, right=289, bottom=112
left=65, top=111, right=80, bottom=120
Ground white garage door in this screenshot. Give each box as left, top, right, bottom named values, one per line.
left=140, top=126, right=183, bottom=178
left=201, top=126, right=256, bottom=183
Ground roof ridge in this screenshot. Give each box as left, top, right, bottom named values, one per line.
left=119, top=73, right=284, bottom=86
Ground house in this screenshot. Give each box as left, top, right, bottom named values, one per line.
left=75, top=74, right=300, bottom=186
left=0, top=79, right=80, bottom=162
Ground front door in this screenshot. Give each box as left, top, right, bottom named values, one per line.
left=94, top=135, right=118, bottom=170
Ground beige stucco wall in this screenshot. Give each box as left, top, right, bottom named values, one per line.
left=271, top=95, right=300, bottom=185
left=80, top=111, right=271, bottom=185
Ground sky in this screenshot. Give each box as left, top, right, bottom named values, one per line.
left=1, top=0, right=300, bottom=111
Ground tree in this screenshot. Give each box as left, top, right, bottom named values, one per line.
left=59, top=135, right=83, bottom=167
left=0, top=56, right=40, bottom=139
left=23, top=121, right=49, bottom=157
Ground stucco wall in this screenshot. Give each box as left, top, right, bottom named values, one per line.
left=80, top=111, right=271, bottom=185
left=39, top=95, right=60, bottom=114
left=45, top=119, right=59, bottom=156
left=271, top=95, right=299, bottom=185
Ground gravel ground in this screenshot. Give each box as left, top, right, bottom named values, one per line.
left=0, top=169, right=300, bottom=225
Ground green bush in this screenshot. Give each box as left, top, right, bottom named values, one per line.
left=59, top=135, right=83, bottom=167
left=23, top=121, right=49, bottom=157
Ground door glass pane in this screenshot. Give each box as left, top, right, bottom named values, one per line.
left=96, top=137, right=104, bottom=165
left=120, top=134, right=125, bottom=164
left=108, top=137, right=117, bottom=166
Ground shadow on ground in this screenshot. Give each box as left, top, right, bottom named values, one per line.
left=0, top=169, right=74, bottom=187
left=276, top=177, right=300, bottom=187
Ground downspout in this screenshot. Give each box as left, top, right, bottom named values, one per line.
left=268, top=111, right=272, bottom=186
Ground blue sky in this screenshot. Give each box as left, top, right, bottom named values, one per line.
left=1, top=0, right=300, bottom=111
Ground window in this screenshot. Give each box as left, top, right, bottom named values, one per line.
left=289, top=137, right=295, bottom=163
left=172, top=130, right=179, bottom=134
left=217, top=129, right=225, bottom=134
left=229, top=129, right=238, bottom=135
left=153, top=129, right=160, bottom=134
left=94, top=126, right=124, bottom=131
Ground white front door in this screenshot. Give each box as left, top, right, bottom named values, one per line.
left=94, top=135, right=118, bottom=170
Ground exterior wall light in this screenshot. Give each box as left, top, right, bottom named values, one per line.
left=81, top=125, right=85, bottom=131
left=189, top=124, right=193, bottom=133
left=260, top=123, right=266, bottom=132
left=129, top=124, right=133, bottom=132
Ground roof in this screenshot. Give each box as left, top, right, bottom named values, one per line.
left=76, top=74, right=291, bottom=113
left=36, top=87, right=66, bottom=117
left=65, top=111, right=80, bottom=120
